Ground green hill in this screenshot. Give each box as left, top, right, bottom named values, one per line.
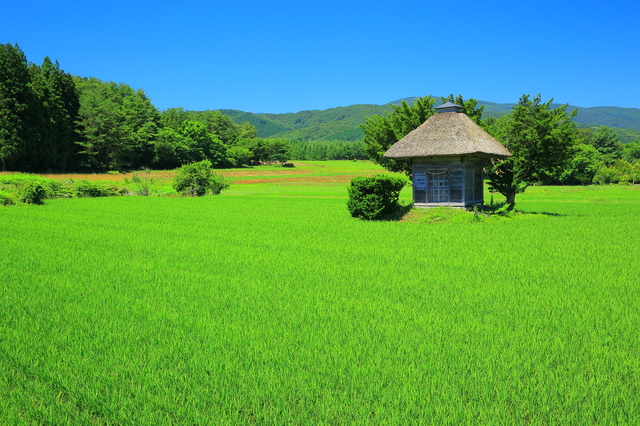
left=219, top=99, right=640, bottom=144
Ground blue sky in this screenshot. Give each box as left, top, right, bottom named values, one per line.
left=3, top=0, right=639, bottom=113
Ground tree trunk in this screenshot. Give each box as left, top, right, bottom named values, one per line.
left=505, top=189, right=516, bottom=210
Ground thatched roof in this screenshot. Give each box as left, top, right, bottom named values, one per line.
left=384, top=110, right=511, bottom=159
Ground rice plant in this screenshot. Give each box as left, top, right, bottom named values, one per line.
left=1, top=172, right=639, bottom=424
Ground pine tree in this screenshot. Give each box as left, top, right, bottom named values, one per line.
left=0, top=43, right=31, bottom=171
left=485, top=95, right=578, bottom=207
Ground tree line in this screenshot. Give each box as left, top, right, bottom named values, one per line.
left=0, top=43, right=292, bottom=172
left=362, top=94, right=640, bottom=207
left=289, top=139, right=368, bottom=161
left=3, top=43, right=638, bottom=186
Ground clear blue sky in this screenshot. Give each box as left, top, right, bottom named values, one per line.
left=3, top=0, right=639, bottom=113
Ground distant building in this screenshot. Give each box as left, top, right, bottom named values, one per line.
left=384, top=102, right=511, bottom=207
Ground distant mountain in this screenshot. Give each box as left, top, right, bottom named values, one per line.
left=220, top=99, right=640, bottom=144
left=220, top=104, right=392, bottom=141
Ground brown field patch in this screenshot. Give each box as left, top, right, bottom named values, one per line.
left=233, top=175, right=359, bottom=184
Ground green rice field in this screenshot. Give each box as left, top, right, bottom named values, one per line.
left=1, top=161, right=640, bottom=424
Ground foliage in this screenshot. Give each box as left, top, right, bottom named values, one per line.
left=0, top=189, right=14, bottom=205
left=586, top=126, right=623, bottom=164
left=0, top=173, right=71, bottom=199
left=151, top=127, right=192, bottom=169
left=289, top=139, right=368, bottom=161
left=593, top=160, right=640, bottom=185
left=239, top=138, right=292, bottom=165
left=75, top=180, right=126, bottom=197
left=173, top=160, right=229, bottom=196
left=440, top=94, right=484, bottom=125
left=0, top=43, right=33, bottom=172
left=486, top=94, right=578, bottom=207
left=560, top=143, right=605, bottom=185
left=17, top=181, right=46, bottom=204
left=157, top=108, right=275, bottom=168
left=75, top=77, right=159, bottom=171
left=226, top=145, right=253, bottom=167
left=347, top=174, right=407, bottom=220
left=131, top=168, right=154, bottom=196
left=25, top=57, right=80, bottom=171
left=361, top=97, right=438, bottom=175
left=0, top=44, right=79, bottom=172
left=623, top=139, right=640, bottom=163
left=178, top=120, right=227, bottom=166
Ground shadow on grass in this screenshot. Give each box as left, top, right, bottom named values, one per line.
left=373, top=202, right=568, bottom=223
left=478, top=202, right=568, bottom=218
left=375, top=203, right=415, bottom=221
left=521, top=211, right=567, bottom=217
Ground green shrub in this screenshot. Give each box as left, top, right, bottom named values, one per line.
left=347, top=174, right=407, bottom=220
left=0, top=174, right=67, bottom=199
left=50, top=180, right=76, bottom=198
left=618, top=175, right=631, bottom=185
left=74, top=180, right=125, bottom=197
left=18, top=181, right=46, bottom=204
left=131, top=168, right=154, bottom=196
left=0, top=190, right=14, bottom=206
left=173, top=160, right=230, bottom=196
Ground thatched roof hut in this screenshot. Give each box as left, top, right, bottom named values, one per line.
left=384, top=102, right=511, bottom=159
left=383, top=102, right=511, bottom=207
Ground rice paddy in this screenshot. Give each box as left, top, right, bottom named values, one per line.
left=1, top=161, right=639, bottom=424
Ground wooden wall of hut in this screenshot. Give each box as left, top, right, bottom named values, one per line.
left=412, top=156, right=485, bottom=207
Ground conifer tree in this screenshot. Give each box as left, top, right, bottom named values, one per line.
left=485, top=95, right=578, bottom=207
left=0, top=43, right=31, bottom=171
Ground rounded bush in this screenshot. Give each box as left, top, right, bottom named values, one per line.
left=75, top=180, right=114, bottom=197
left=18, top=181, right=46, bottom=205
left=173, top=160, right=230, bottom=196
left=347, top=174, right=407, bottom=220
left=0, top=190, right=14, bottom=206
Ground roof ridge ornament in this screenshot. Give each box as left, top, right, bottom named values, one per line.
left=435, top=102, right=463, bottom=113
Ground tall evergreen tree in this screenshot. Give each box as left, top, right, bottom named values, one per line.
left=23, top=57, right=80, bottom=171
left=75, top=77, right=159, bottom=170
left=587, top=126, right=623, bottom=165
left=485, top=95, right=578, bottom=207
left=0, top=43, right=32, bottom=171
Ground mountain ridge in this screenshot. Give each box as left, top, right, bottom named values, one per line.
left=220, top=99, right=640, bottom=144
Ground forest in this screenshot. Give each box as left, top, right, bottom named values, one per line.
left=0, top=44, right=296, bottom=173
left=1, top=42, right=639, bottom=185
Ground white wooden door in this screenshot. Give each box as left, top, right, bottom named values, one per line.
left=428, top=170, right=449, bottom=202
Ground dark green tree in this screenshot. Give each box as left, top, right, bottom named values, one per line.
left=179, top=120, right=227, bottom=166
left=264, top=139, right=291, bottom=164
left=561, top=143, right=605, bottom=185
left=152, top=127, right=193, bottom=169
left=190, top=110, right=241, bottom=146
left=75, top=77, right=160, bottom=170
left=0, top=43, right=31, bottom=171
left=361, top=96, right=438, bottom=175
left=485, top=94, right=578, bottom=207
left=24, top=57, right=80, bottom=171
left=159, top=107, right=188, bottom=131
left=441, top=94, right=484, bottom=125
left=587, top=126, right=623, bottom=164
left=623, top=139, right=640, bottom=163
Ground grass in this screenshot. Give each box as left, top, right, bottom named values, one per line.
left=1, top=162, right=640, bottom=424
